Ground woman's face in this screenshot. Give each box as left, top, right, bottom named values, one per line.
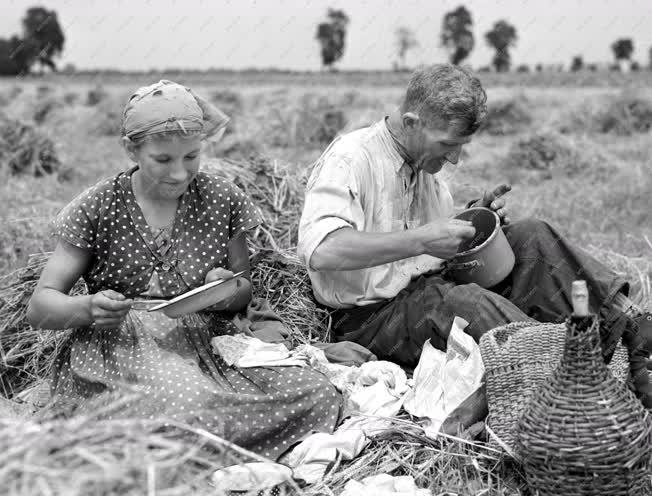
left=129, top=134, right=202, bottom=200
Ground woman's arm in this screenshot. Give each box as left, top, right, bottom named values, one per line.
left=204, top=232, right=253, bottom=313
left=27, top=241, right=95, bottom=329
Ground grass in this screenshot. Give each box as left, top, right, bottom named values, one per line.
left=0, top=72, right=651, bottom=495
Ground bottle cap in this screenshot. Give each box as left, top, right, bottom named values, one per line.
left=571, top=280, right=589, bottom=316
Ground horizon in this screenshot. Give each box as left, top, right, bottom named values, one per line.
left=2, top=0, right=652, bottom=72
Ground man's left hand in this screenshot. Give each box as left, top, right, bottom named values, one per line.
left=474, top=183, right=511, bottom=225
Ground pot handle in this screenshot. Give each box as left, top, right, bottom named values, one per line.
left=441, top=259, right=483, bottom=275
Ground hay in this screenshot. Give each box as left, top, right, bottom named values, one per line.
left=0, top=254, right=76, bottom=398
left=201, top=155, right=308, bottom=251
left=210, top=89, right=243, bottom=136
left=305, top=419, right=526, bottom=495
left=32, top=98, right=61, bottom=124
left=63, top=92, right=79, bottom=106
left=86, top=87, right=108, bottom=107
left=0, top=115, right=61, bottom=177
left=0, top=403, right=276, bottom=496
left=596, top=94, right=652, bottom=135
left=558, top=93, right=652, bottom=136
left=480, top=96, right=532, bottom=136
left=261, top=92, right=347, bottom=148
left=503, top=131, right=608, bottom=181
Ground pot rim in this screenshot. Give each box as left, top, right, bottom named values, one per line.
left=453, top=207, right=502, bottom=258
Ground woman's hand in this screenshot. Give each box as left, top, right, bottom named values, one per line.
left=88, top=290, right=133, bottom=330
left=204, top=268, right=234, bottom=284
left=473, top=183, right=512, bottom=225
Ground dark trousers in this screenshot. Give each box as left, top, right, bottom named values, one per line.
left=331, top=219, right=631, bottom=369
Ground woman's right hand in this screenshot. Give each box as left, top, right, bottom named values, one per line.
left=88, top=290, right=133, bottom=330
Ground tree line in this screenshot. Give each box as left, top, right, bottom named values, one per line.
left=316, top=6, right=651, bottom=73
left=0, top=5, right=649, bottom=76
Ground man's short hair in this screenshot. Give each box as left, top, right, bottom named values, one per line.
left=401, top=64, right=487, bottom=136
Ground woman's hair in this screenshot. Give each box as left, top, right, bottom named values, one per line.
left=401, top=64, right=487, bottom=136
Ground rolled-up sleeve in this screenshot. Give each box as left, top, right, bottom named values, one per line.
left=298, top=153, right=365, bottom=270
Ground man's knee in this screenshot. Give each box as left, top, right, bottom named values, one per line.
left=504, top=218, right=554, bottom=255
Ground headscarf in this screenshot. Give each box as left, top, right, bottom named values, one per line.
left=122, top=80, right=229, bottom=141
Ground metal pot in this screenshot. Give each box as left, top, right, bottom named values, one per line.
left=443, top=207, right=515, bottom=288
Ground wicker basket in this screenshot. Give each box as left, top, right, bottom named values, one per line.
left=515, top=315, right=652, bottom=495
left=479, top=321, right=630, bottom=455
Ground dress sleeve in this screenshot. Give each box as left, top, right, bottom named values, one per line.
left=52, top=183, right=103, bottom=250
left=226, top=182, right=263, bottom=237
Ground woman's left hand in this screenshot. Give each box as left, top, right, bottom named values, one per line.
left=204, top=268, right=234, bottom=284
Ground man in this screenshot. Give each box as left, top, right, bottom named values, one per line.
left=298, top=64, right=652, bottom=405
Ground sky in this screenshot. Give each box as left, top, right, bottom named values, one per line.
left=2, top=0, right=652, bottom=71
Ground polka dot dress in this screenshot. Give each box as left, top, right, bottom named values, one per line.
left=48, top=167, right=342, bottom=460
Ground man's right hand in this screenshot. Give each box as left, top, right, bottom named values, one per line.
left=88, top=290, right=133, bottom=330
left=416, top=219, right=476, bottom=259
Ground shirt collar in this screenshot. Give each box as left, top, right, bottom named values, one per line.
left=381, top=117, right=416, bottom=172
left=379, top=117, right=413, bottom=173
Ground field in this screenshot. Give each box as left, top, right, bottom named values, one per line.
left=0, top=70, right=651, bottom=495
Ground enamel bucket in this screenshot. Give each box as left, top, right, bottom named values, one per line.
left=443, top=207, right=515, bottom=288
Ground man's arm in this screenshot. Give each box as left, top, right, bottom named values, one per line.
left=310, top=219, right=476, bottom=272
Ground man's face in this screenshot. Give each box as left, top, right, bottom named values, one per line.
left=405, top=118, right=473, bottom=174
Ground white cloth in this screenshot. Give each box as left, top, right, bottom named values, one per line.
left=403, top=316, right=485, bottom=436
left=297, top=118, right=455, bottom=308
left=210, top=334, right=305, bottom=368
left=341, top=474, right=430, bottom=496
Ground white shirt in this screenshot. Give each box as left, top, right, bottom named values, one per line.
left=298, top=119, right=455, bottom=309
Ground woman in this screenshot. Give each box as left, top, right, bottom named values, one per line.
left=27, top=80, right=342, bottom=460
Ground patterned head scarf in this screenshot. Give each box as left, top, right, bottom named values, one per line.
left=122, top=80, right=229, bottom=141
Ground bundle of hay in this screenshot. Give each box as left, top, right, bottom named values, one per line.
left=32, top=97, right=61, bottom=124
left=202, top=156, right=308, bottom=250
left=0, top=115, right=61, bottom=177
left=0, top=412, right=259, bottom=496
left=263, top=93, right=347, bottom=148
left=558, top=94, right=652, bottom=136
left=480, top=96, right=532, bottom=136
left=63, top=92, right=79, bottom=105
left=0, top=254, right=75, bottom=398
left=595, top=94, right=652, bottom=135
left=503, top=131, right=607, bottom=181
left=86, top=86, right=108, bottom=107
left=211, top=89, right=243, bottom=136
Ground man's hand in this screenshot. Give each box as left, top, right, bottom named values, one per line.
left=416, top=219, right=476, bottom=260
left=474, top=184, right=512, bottom=225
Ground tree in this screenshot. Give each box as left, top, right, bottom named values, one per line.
left=440, top=6, right=474, bottom=65
left=395, top=27, right=418, bottom=70
left=570, top=55, right=584, bottom=72
left=22, top=7, right=65, bottom=72
left=0, top=35, right=38, bottom=76
left=485, top=20, right=517, bottom=72
left=315, top=8, right=350, bottom=70
left=611, top=38, right=633, bottom=62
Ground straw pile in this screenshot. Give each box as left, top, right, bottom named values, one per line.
left=0, top=115, right=61, bottom=177
left=0, top=406, right=268, bottom=496
left=503, top=131, right=608, bottom=181
left=201, top=155, right=308, bottom=251
left=479, top=96, right=532, bottom=136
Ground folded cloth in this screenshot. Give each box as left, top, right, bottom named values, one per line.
left=232, top=297, right=293, bottom=348
left=211, top=334, right=306, bottom=368
left=341, top=474, right=430, bottom=496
